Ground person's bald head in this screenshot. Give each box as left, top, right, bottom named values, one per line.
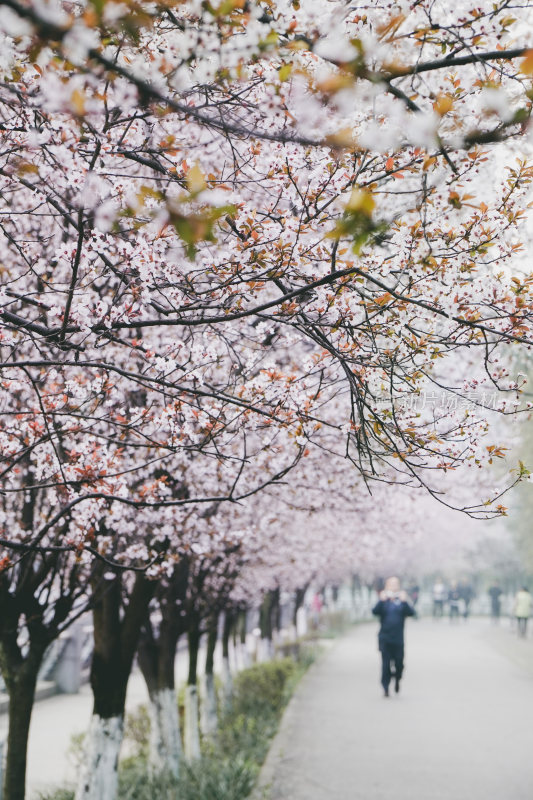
left=385, top=576, right=400, bottom=593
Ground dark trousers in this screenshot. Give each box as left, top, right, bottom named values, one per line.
left=517, top=617, right=528, bottom=637
left=433, top=600, right=443, bottom=617
left=449, top=604, right=460, bottom=621
left=380, top=641, right=404, bottom=690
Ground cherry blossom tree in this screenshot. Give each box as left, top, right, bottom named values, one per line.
left=137, top=507, right=249, bottom=772
left=2, top=1, right=533, bottom=799
left=0, top=546, right=92, bottom=800
left=1, top=0, right=533, bottom=538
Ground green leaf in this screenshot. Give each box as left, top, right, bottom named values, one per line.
left=278, top=63, right=293, bottom=82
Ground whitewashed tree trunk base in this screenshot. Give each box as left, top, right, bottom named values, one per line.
left=241, top=645, right=252, bottom=669
left=200, top=673, right=218, bottom=738
left=148, top=687, right=182, bottom=778
left=75, top=714, right=123, bottom=800
left=221, top=655, right=233, bottom=699
left=259, top=638, right=273, bottom=662
left=296, top=606, right=308, bottom=637
left=184, top=684, right=201, bottom=761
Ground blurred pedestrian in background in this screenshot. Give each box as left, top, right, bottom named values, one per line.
left=311, top=592, right=323, bottom=629
left=488, top=583, right=503, bottom=623
left=459, top=580, right=475, bottom=620
left=408, top=582, right=420, bottom=608
left=433, top=578, right=447, bottom=618
left=514, top=586, right=532, bottom=638
left=372, top=576, right=415, bottom=697
left=448, top=581, right=462, bottom=622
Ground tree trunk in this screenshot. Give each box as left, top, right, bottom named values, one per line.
left=1, top=661, right=40, bottom=800
left=239, top=609, right=247, bottom=645
left=221, top=610, right=233, bottom=699
left=138, top=557, right=189, bottom=778
left=272, top=587, right=281, bottom=633
left=259, top=592, right=274, bottom=661
left=138, top=628, right=182, bottom=778
left=0, top=505, right=76, bottom=800
left=260, top=592, right=273, bottom=639
left=200, top=616, right=218, bottom=739
left=76, top=628, right=129, bottom=800
left=147, top=687, right=182, bottom=778
left=75, top=715, right=124, bottom=800
left=187, top=624, right=200, bottom=688
left=237, top=608, right=250, bottom=668
left=76, top=571, right=154, bottom=800
left=184, top=621, right=201, bottom=760
left=293, top=586, right=307, bottom=628
left=138, top=620, right=182, bottom=778
left=184, top=685, right=201, bottom=761
left=351, top=574, right=359, bottom=609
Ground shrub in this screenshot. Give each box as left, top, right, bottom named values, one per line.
left=176, top=755, right=257, bottom=800
left=123, top=704, right=151, bottom=761
left=41, top=650, right=315, bottom=800
left=228, top=658, right=298, bottom=719
left=36, top=790, right=74, bottom=800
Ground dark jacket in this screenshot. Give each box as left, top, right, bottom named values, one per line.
left=372, top=597, right=415, bottom=646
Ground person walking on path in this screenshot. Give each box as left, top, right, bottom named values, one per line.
left=432, top=578, right=446, bottom=618
left=448, top=581, right=462, bottom=622
left=514, top=586, right=532, bottom=638
left=310, top=591, right=323, bottom=629
left=408, top=582, right=420, bottom=608
left=372, top=576, right=415, bottom=697
left=459, top=580, right=475, bottom=620
left=488, top=583, right=503, bottom=622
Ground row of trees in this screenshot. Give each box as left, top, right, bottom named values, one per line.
left=2, top=0, right=533, bottom=797
left=4, top=446, right=450, bottom=800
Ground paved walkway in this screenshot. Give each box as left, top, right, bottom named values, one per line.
left=258, top=619, right=533, bottom=800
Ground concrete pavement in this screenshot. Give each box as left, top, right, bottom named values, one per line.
left=257, top=619, right=533, bottom=800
